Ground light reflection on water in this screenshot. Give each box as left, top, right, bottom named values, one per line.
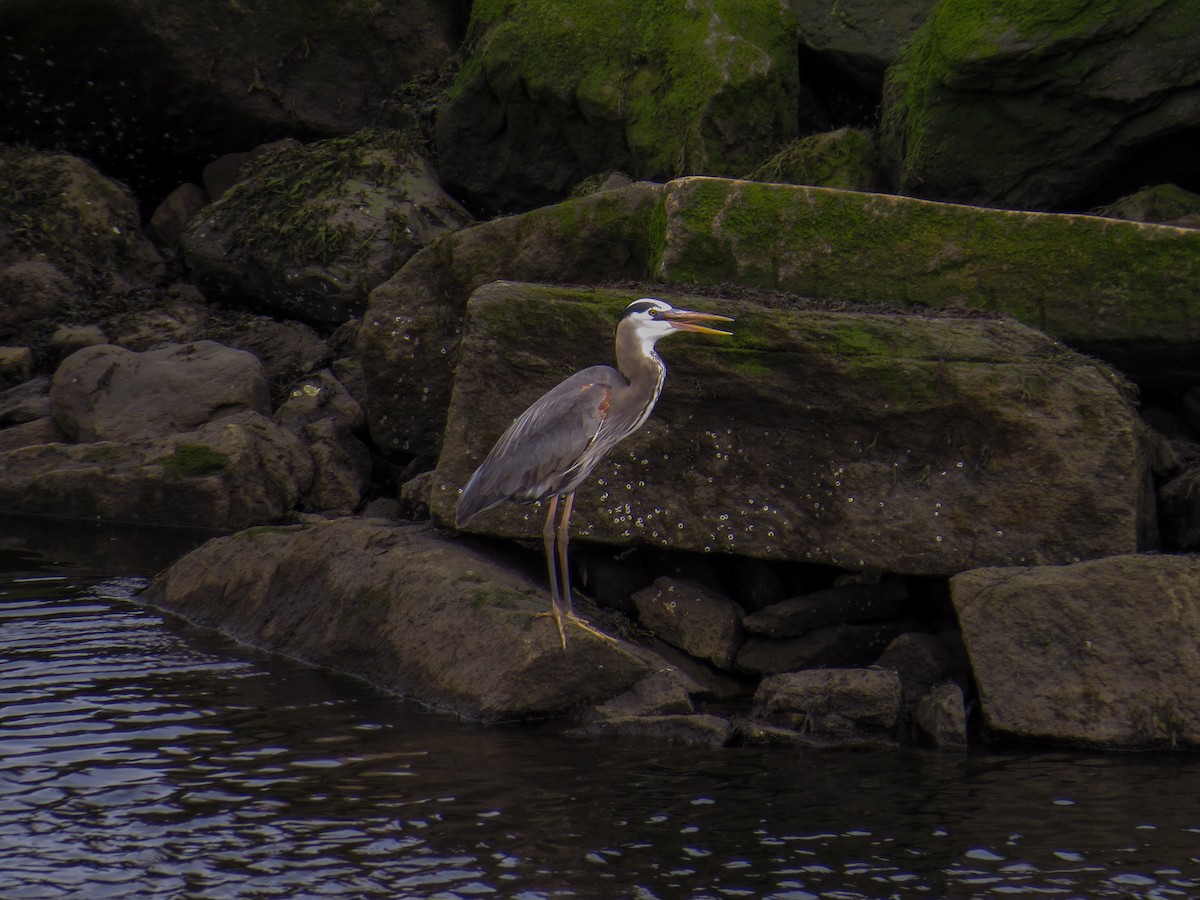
left=1, top=519, right=1200, bottom=899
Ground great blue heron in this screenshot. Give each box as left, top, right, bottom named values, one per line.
left=455, top=298, right=734, bottom=647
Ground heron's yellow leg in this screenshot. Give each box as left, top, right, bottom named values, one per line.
left=556, top=492, right=576, bottom=616
left=538, top=494, right=568, bottom=648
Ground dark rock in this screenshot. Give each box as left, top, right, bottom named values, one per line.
left=750, top=668, right=902, bottom=744
left=0, top=261, right=81, bottom=337
left=51, top=342, right=270, bottom=442
left=632, top=577, right=745, bottom=670
left=0, top=410, right=313, bottom=530
left=435, top=283, right=1150, bottom=576
left=0, top=376, right=51, bottom=425
left=1160, top=468, right=1200, bottom=552
left=437, top=2, right=799, bottom=213
left=0, top=347, right=31, bottom=388
left=217, top=317, right=333, bottom=390
left=294, top=418, right=371, bottom=516
left=590, top=670, right=699, bottom=719
left=100, top=296, right=209, bottom=351
left=276, top=370, right=365, bottom=434
left=1184, top=387, right=1200, bottom=435
left=880, top=0, right=1200, bottom=210
left=747, top=127, right=882, bottom=191
left=0, top=1, right=460, bottom=201
left=0, top=149, right=164, bottom=315
left=575, top=548, right=652, bottom=614
left=49, top=325, right=108, bottom=360
left=1098, top=184, right=1200, bottom=229
left=148, top=183, right=208, bottom=247
left=728, top=558, right=788, bottom=612
left=202, top=152, right=255, bottom=201
left=578, top=714, right=733, bottom=748
left=743, top=578, right=908, bottom=637
left=951, top=554, right=1200, bottom=749
left=182, top=132, right=473, bottom=324
left=874, top=631, right=962, bottom=701
left=789, top=0, right=937, bottom=90
left=141, top=518, right=652, bottom=721
left=0, top=417, right=64, bottom=453
left=736, top=621, right=913, bottom=674
left=913, top=683, right=968, bottom=749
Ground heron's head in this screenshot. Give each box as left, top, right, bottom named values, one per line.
left=620, top=298, right=734, bottom=350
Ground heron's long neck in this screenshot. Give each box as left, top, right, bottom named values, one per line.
left=614, top=323, right=667, bottom=427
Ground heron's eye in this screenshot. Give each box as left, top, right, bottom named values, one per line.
left=649, top=308, right=660, bottom=318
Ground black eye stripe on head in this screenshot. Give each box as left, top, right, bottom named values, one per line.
left=623, top=300, right=664, bottom=319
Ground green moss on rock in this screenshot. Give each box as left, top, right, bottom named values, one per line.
left=158, top=443, right=229, bottom=478
left=455, top=0, right=799, bottom=179
left=656, top=177, right=1200, bottom=361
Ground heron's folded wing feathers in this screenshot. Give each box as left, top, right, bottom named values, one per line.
left=456, top=368, right=619, bottom=524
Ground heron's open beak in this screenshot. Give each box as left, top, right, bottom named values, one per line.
left=661, top=308, right=735, bottom=336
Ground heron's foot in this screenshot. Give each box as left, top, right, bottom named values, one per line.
left=565, top=613, right=619, bottom=645
left=532, top=611, right=618, bottom=648
left=533, top=609, right=568, bottom=649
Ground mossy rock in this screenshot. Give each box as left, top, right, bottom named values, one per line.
left=745, top=127, right=881, bottom=190
left=433, top=281, right=1150, bottom=576
left=879, top=0, right=1200, bottom=208
left=436, top=0, right=800, bottom=212
left=182, top=130, right=473, bottom=323
left=1098, top=184, right=1200, bottom=229
left=0, top=148, right=164, bottom=337
left=655, top=177, right=1200, bottom=383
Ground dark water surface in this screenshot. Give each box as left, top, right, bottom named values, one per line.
left=2, top=517, right=1199, bottom=899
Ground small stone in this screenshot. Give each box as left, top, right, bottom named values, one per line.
left=914, top=683, right=968, bottom=749
left=0, top=347, right=33, bottom=388
left=633, top=576, right=745, bottom=669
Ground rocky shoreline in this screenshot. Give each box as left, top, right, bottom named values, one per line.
left=3, top=0, right=1200, bottom=751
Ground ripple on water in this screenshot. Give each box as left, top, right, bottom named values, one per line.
left=3, top=553, right=1200, bottom=898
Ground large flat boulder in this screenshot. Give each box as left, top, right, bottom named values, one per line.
left=358, top=177, right=1200, bottom=469
left=432, top=282, right=1150, bottom=576
left=655, top=177, right=1200, bottom=383
left=951, top=555, right=1200, bottom=749
left=141, top=518, right=652, bottom=721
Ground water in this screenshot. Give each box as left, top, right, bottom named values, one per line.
left=2, top=517, right=1200, bottom=899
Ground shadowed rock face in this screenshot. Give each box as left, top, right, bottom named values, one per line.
left=436, top=0, right=800, bottom=214
left=432, top=281, right=1150, bottom=576
left=141, top=518, right=651, bottom=721
left=880, top=0, right=1200, bottom=210
left=952, top=555, right=1200, bottom=749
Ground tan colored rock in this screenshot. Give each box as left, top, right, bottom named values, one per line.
left=141, top=518, right=651, bottom=721
left=632, top=577, right=745, bottom=670
left=51, top=342, right=270, bottom=443
left=951, top=554, right=1200, bottom=748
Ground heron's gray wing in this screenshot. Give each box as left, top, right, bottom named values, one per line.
left=456, top=367, right=621, bottom=525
